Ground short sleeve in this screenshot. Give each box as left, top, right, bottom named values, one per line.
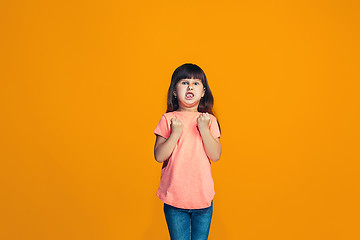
left=209, top=115, right=221, bottom=138
left=154, top=114, right=170, bottom=139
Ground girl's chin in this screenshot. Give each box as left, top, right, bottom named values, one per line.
left=180, top=98, right=197, bottom=103
left=180, top=97, right=200, bottom=102
left=178, top=100, right=200, bottom=107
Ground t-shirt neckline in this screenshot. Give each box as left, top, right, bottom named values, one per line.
left=174, top=111, right=201, bottom=113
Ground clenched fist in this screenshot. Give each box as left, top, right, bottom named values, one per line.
left=170, top=118, right=183, bottom=136
left=197, top=112, right=211, bottom=131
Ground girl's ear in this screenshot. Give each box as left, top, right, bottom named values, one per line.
left=201, top=88, right=206, bottom=97
left=173, top=91, right=177, bottom=97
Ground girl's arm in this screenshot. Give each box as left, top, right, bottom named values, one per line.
left=198, top=128, right=222, bottom=162
left=197, top=113, right=222, bottom=162
left=154, top=118, right=183, bottom=163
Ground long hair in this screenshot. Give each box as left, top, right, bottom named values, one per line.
left=166, top=63, right=221, bottom=133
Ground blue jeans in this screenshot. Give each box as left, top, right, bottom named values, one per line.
left=163, top=200, right=213, bottom=240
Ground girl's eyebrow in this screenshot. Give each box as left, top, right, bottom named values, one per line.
left=182, top=79, right=201, bottom=82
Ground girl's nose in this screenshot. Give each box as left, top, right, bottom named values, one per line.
left=188, top=85, right=193, bottom=90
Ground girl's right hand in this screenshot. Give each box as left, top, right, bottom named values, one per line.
left=170, top=118, right=183, bottom=136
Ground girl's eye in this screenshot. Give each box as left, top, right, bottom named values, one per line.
left=194, top=82, right=199, bottom=85
left=181, top=81, right=188, bottom=85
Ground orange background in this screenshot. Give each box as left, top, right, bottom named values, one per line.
left=1, top=0, right=359, bottom=239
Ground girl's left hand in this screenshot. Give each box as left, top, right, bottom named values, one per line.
left=197, top=112, right=211, bottom=131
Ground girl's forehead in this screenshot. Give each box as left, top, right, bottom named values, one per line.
left=180, top=78, right=202, bottom=81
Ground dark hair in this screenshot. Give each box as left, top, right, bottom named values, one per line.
left=166, top=63, right=221, bottom=133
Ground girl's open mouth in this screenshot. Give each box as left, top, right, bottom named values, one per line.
left=185, top=92, right=194, bottom=99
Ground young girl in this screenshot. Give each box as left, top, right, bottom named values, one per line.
left=154, top=63, right=222, bottom=240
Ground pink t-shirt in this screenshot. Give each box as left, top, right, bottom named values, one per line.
left=154, top=111, right=221, bottom=209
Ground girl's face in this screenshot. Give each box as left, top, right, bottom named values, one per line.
left=173, top=78, right=205, bottom=111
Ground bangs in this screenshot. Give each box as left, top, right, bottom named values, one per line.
left=174, top=65, right=206, bottom=84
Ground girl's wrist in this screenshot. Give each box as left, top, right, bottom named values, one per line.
left=170, top=131, right=181, bottom=139
left=198, top=126, right=210, bottom=135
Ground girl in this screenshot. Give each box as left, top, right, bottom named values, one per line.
left=153, top=63, right=222, bottom=240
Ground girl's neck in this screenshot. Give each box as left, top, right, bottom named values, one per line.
left=176, top=106, right=199, bottom=112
